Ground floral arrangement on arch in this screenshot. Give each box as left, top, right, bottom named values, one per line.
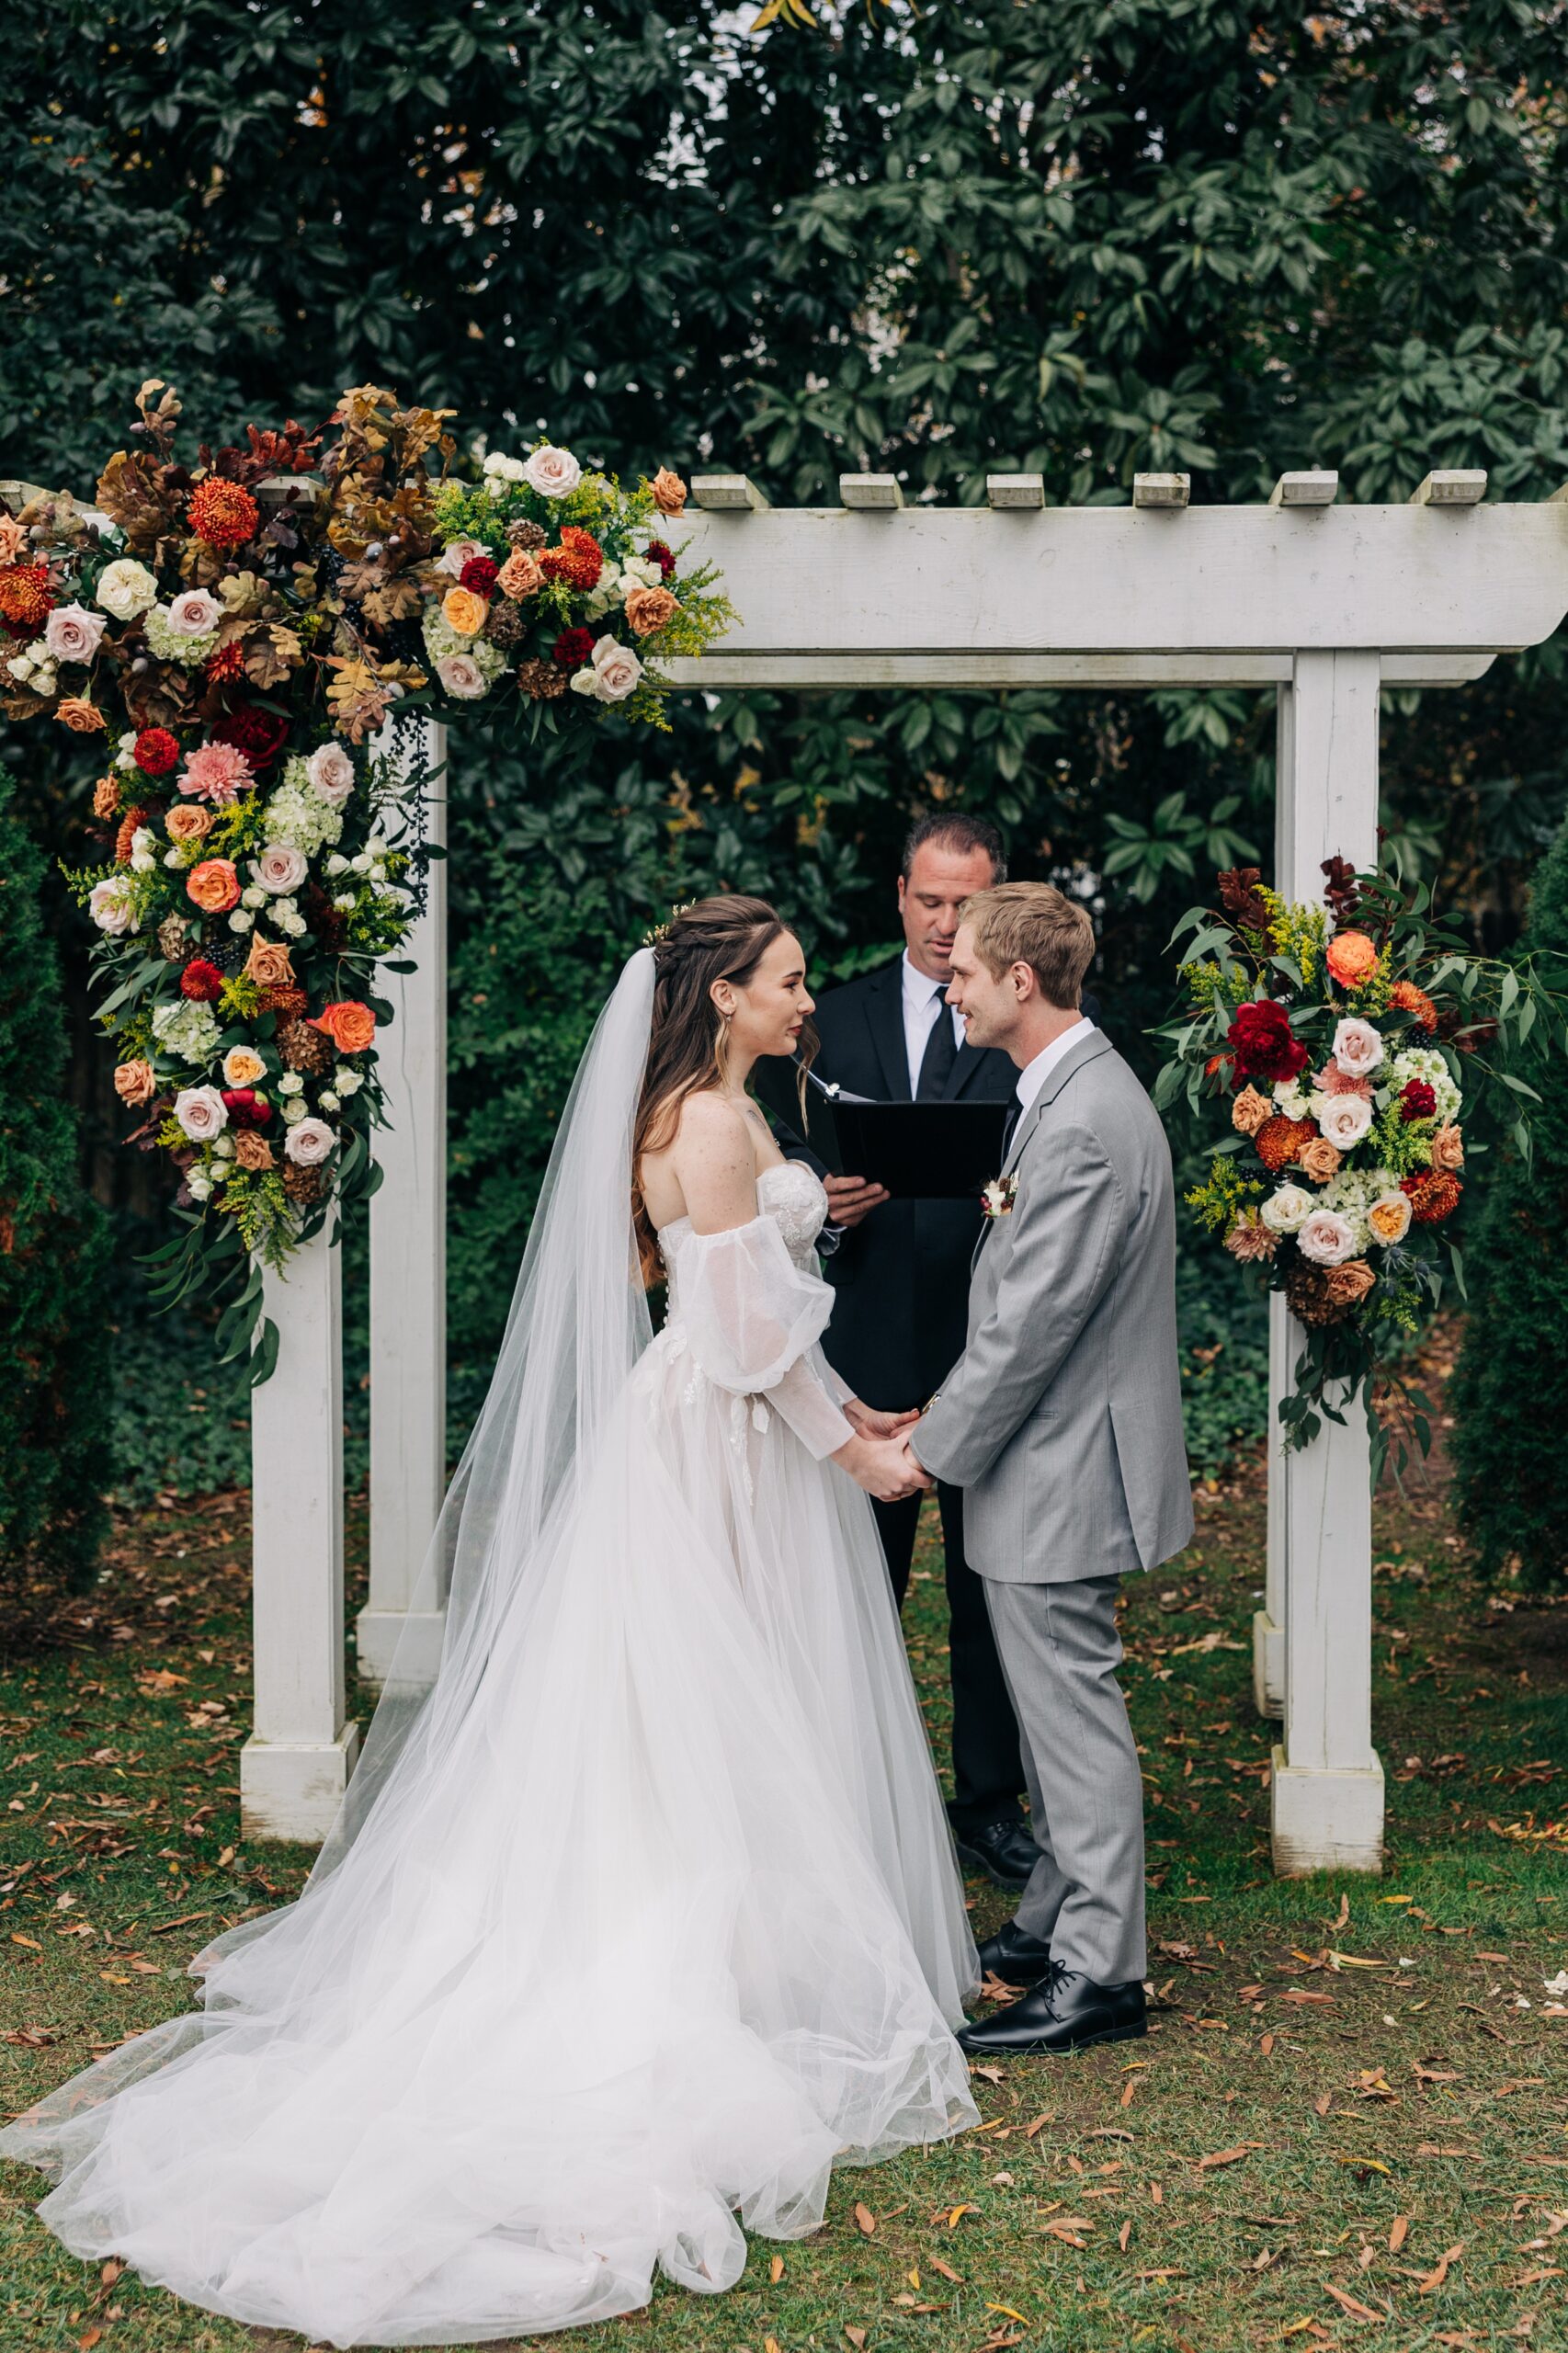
left=1157, top=856, right=1565, bottom=1478
left=0, top=381, right=732, bottom=1378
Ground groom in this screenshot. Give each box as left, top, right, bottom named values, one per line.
left=901, top=882, right=1193, bottom=2056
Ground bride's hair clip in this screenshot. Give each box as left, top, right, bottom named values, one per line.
left=643, top=900, right=697, bottom=949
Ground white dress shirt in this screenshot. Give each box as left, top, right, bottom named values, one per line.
left=1013, top=1016, right=1095, bottom=1124
left=901, top=951, right=964, bottom=1096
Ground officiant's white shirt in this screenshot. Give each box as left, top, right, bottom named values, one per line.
left=1013, top=1016, right=1095, bottom=1119
left=902, top=951, right=964, bottom=1095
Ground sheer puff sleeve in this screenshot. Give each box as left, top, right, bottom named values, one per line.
left=676, top=1217, right=857, bottom=1461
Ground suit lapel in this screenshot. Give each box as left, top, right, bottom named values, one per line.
left=864, top=960, right=912, bottom=1102
left=1002, top=1029, right=1113, bottom=1176
left=943, top=1037, right=984, bottom=1102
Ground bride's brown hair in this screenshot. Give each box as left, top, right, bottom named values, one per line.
left=631, top=894, right=815, bottom=1287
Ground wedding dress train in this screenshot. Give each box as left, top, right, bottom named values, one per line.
left=0, top=992, right=978, bottom=2348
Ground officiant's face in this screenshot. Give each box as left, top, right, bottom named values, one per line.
left=897, top=842, right=998, bottom=982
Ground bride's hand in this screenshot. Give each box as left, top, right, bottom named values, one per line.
left=843, top=1399, right=922, bottom=1440
left=834, top=1432, right=933, bottom=1502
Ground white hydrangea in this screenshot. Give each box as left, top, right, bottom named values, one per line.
left=1312, top=1166, right=1388, bottom=1251
left=422, top=601, right=507, bottom=684
left=152, top=998, right=222, bottom=1065
left=264, top=781, right=344, bottom=858
left=142, top=604, right=221, bottom=665
left=1389, top=1046, right=1460, bottom=1126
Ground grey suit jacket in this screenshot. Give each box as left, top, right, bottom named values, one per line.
left=913, top=1029, right=1194, bottom=1584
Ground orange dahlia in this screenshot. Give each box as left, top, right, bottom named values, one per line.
left=114, top=803, right=152, bottom=864
left=1389, top=978, right=1438, bottom=1032
left=1255, top=1113, right=1318, bottom=1173
left=204, top=641, right=246, bottom=684
left=537, top=525, right=604, bottom=593
left=187, top=478, right=259, bottom=549
left=1401, top=1169, right=1462, bottom=1224
left=0, top=563, right=52, bottom=637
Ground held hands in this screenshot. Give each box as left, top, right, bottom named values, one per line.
left=834, top=1422, right=934, bottom=1503
left=823, top=1172, right=889, bottom=1230
left=843, top=1398, right=921, bottom=1440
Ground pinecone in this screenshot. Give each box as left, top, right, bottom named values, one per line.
left=278, top=1017, right=332, bottom=1075
left=157, top=914, right=191, bottom=961
left=507, top=517, right=547, bottom=551
left=1283, top=1259, right=1353, bottom=1329
left=487, top=597, right=527, bottom=649
left=282, top=1161, right=329, bottom=1206
left=517, top=658, right=568, bottom=701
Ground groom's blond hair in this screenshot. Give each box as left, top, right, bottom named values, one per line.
left=960, top=882, right=1096, bottom=1010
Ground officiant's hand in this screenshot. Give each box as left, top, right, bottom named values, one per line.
left=843, top=1398, right=921, bottom=1440
left=824, top=1173, right=889, bottom=1229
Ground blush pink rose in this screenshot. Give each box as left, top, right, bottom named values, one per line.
left=44, top=603, right=108, bottom=664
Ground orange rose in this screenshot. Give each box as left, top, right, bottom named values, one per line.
left=1431, top=1122, right=1464, bottom=1173
left=1298, top=1135, right=1343, bottom=1186
left=1324, top=928, right=1379, bottom=989
left=441, top=585, right=488, bottom=637
left=496, top=548, right=543, bottom=599
left=1324, top=1258, right=1376, bottom=1308
left=56, top=697, right=107, bottom=733
left=92, top=776, right=121, bottom=819
left=650, top=467, right=687, bottom=517
left=187, top=857, right=241, bottom=914
left=165, top=802, right=215, bottom=843
left=623, top=583, right=679, bottom=638
left=310, top=998, right=377, bottom=1053
left=1230, top=1085, right=1271, bottom=1137
left=233, top=1132, right=275, bottom=1172
left=244, top=936, right=296, bottom=990
left=113, top=1059, right=156, bottom=1107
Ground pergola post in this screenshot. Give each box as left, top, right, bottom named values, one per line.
left=242, top=1230, right=359, bottom=1839
left=1267, top=652, right=1384, bottom=1873
left=357, top=719, right=449, bottom=1688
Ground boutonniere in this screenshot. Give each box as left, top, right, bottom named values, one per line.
left=981, top=1173, right=1018, bottom=1221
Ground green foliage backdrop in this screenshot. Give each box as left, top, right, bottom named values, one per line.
left=4, top=0, right=1565, bottom=1467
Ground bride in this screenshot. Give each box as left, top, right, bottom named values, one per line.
left=0, top=895, right=979, bottom=2347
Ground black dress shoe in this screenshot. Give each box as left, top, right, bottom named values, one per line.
left=977, top=1918, right=1054, bottom=1986
left=952, top=1816, right=1040, bottom=1890
left=957, top=1961, right=1146, bottom=2057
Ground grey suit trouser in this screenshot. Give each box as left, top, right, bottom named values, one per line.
left=983, top=1574, right=1147, bottom=1986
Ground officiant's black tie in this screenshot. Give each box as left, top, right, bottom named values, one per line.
left=916, top=990, right=958, bottom=1100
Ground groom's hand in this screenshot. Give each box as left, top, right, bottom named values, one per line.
left=824, top=1173, right=889, bottom=1229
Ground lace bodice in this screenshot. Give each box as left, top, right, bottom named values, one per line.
left=657, top=1159, right=830, bottom=1284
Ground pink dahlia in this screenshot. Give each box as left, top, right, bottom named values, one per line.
left=178, top=738, right=256, bottom=806
left=1312, top=1058, right=1372, bottom=1099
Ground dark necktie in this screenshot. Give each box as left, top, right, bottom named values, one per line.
left=1000, top=1098, right=1022, bottom=1159
left=915, top=988, right=958, bottom=1100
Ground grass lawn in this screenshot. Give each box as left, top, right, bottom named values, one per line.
left=3, top=1404, right=1565, bottom=2353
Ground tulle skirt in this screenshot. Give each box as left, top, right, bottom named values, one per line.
left=0, top=1330, right=978, bottom=2346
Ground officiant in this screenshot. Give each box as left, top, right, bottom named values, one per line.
left=779, top=813, right=1099, bottom=1893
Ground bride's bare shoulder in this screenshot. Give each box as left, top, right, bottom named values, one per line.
left=665, top=1089, right=751, bottom=1171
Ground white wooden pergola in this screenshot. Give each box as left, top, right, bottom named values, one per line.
left=242, top=465, right=1568, bottom=1876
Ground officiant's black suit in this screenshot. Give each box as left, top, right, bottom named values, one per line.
left=779, top=955, right=1098, bottom=1845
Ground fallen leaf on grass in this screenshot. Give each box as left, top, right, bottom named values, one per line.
left=844, top=2330, right=867, bottom=2351
left=9, top=1933, right=42, bottom=1950
left=768, top=2253, right=784, bottom=2283
left=1313, top=2094, right=1333, bottom=2117
left=1119, top=2219, right=1132, bottom=2251
left=853, top=2201, right=876, bottom=2235
left=1134, top=2268, right=1187, bottom=2281
left=927, top=2254, right=962, bottom=2283
left=986, top=2304, right=1028, bottom=2324
left=1415, top=2144, right=1482, bottom=2160
left=1514, top=2266, right=1562, bottom=2286
left=1337, top=2156, right=1392, bottom=2177
left=1121, top=2076, right=1139, bottom=2107
left=943, top=2203, right=975, bottom=2229
left=1389, top=2216, right=1409, bottom=2252
left=1324, top=2282, right=1384, bottom=2321
left=1025, top=2111, right=1054, bottom=2138
left=1417, top=2244, right=1464, bottom=2293
left=1279, top=1989, right=1335, bottom=2006
left=1197, top=2143, right=1261, bottom=2170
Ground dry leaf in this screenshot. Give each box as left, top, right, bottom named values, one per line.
left=1313, top=2093, right=1333, bottom=2117
left=945, top=2203, right=974, bottom=2229
left=1390, top=2215, right=1410, bottom=2251
left=928, top=2255, right=962, bottom=2283
left=768, top=2253, right=784, bottom=2283
left=1197, top=2143, right=1260, bottom=2170
left=844, top=2333, right=867, bottom=2352
left=1025, top=2111, right=1054, bottom=2138
left=1120, top=2076, right=1138, bottom=2108
left=1119, top=2219, right=1132, bottom=2251
left=1324, top=2283, right=1384, bottom=2322
left=853, top=2203, right=875, bottom=2235
left=1418, top=2244, right=1464, bottom=2293
left=972, top=2063, right=1006, bottom=2085
left=1260, top=2032, right=1276, bottom=2055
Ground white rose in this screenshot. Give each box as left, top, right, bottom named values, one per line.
left=88, top=877, right=138, bottom=936
left=619, top=553, right=662, bottom=591
left=164, top=849, right=185, bottom=869
left=436, top=652, right=490, bottom=699
left=130, top=827, right=157, bottom=873
left=228, top=908, right=255, bottom=932
left=285, top=1116, right=335, bottom=1165
left=186, top=1172, right=213, bottom=1203
left=334, top=892, right=358, bottom=911
left=436, top=535, right=489, bottom=579
left=335, top=1068, right=363, bottom=1096
left=318, top=1089, right=340, bottom=1113
left=174, top=1085, right=229, bottom=1142
left=1318, top=1093, right=1374, bottom=1151
left=45, top=603, right=108, bottom=664
left=241, top=884, right=267, bottom=909
left=167, top=587, right=222, bottom=638
left=251, top=844, right=309, bottom=895
left=306, top=741, right=356, bottom=807
left=324, top=852, right=350, bottom=877
left=1260, top=1184, right=1313, bottom=1236
left=1297, top=1209, right=1358, bottom=1267
left=212, top=1131, right=235, bottom=1159
left=97, top=558, right=158, bottom=620
left=1332, top=1017, right=1384, bottom=1079
left=282, top=1096, right=307, bottom=1123
left=280, top=911, right=306, bottom=938
left=521, top=443, right=582, bottom=498
left=278, top=1071, right=304, bottom=1097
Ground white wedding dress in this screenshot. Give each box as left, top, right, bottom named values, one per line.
left=0, top=954, right=978, bottom=2349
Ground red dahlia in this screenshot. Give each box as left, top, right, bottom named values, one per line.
left=460, top=555, right=500, bottom=596
left=538, top=526, right=604, bottom=594
left=180, top=959, right=224, bottom=1003
left=134, top=725, right=180, bottom=777
left=551, top=626, right=596, bottom=671
left=212, top=704, right=289, bottom=770
left=1225, top=997, right=1310, bottom=1087
left=0, top=563, right=52, bottom=639
left=204, top=642, right=246, bottom=685
left=187, top=478, right=260, bottom=550
left=1399, top=1078, right=1437, bottom=1122
left=646, top=539, right=676, bottom=580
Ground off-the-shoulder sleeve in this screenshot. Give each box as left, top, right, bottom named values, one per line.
left=676, top=1217, right=857, bottom=1460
